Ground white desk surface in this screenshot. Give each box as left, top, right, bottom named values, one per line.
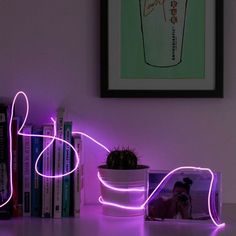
left=0, top=204, right=235, bottom=236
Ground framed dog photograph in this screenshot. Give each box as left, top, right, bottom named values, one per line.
left=145, top=169, right=222, bottom=222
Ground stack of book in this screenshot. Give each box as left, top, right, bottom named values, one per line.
left=0, top=104, right=84, bottom=219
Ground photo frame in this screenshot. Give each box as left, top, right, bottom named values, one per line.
left=101, top=0, right=223, bottom=98
left=145, top=170, right=222, bottom=222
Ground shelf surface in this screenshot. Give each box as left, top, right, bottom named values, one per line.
left=0, top=204, right=235, bottom=236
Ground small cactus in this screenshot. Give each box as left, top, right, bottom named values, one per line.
left=106, top=148, right=138, bottom=169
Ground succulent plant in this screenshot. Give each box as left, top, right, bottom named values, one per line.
left=106, top=148, right=138, bottom=169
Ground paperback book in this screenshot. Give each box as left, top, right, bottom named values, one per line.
left=42, top=125, right=54, bottom=218
left=53, top=108, right=64, bottom=218
left=22, top=126, right=32, bottom=216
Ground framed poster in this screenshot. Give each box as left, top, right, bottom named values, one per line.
left=101, top=0, right=223, bottom=98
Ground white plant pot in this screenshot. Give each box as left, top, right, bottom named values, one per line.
left=98, top=165, right=149, bottom=217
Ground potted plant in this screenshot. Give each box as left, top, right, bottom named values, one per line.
left=98, top=148, right=149, bottom=216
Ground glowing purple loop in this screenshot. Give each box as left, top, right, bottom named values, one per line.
left=144, top=166, right=225, bottom=227
left=0, top=91, right=225, bottom=228
left=0, top=90, right=111, bottom=209
left=72, top=131, right=110, bottom=153
left=36, top=123, right=77, bottom=178
left=98, top=196, right=144, bottom=210
left=98, top=166, right=226, bottom=228
left=33, top=121, right=79, bottom=179
left=9, top=92, right=80, bottom=179
left=97, top=172, right=145, bottom=192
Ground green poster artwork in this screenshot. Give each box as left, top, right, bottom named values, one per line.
left=121, top=0, right=205, bottom=79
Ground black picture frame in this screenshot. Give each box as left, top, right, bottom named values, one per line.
left=101, top=0, right=223, bottom=98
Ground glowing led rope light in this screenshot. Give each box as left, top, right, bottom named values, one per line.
left=0, top=91, right=225, bottom=227
left=98, top=196, right=144, bottom=210
left=9, top=92, right=80, bottom=179
left=97, top=172, right=145, bottom=192
left=72, top=131, right=110, bottom=153
left=98, top=166, right=225, bottom=227
left=33, top=120, right=80, bottom=179
left=0, top=91, right=110, bottom=203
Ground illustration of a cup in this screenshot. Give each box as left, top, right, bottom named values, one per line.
left=139, top=0, right=188, bottom=67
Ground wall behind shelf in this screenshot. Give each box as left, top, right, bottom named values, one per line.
left=0, top=0, right=235, bottom=204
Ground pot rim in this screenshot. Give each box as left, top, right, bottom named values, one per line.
left=98, top=164, right=149, bottom=170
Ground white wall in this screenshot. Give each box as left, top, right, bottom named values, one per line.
left=0, top=0, right=235, bottom=204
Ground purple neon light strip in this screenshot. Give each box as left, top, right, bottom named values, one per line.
left=144, top=166, right=225, bottom=227
left=98, top=196, right=144, bottom=210
left=0, top=90, right=110, bottom=200
left=72, top=131, right=110, bottom=153
left=9, top=92, right=80, bottom=178
left=8, top=92, right=109, bottom=179
left=0, top=91, right=225, bottom=228
left=98, top=166, right=225, bottom=227
left=97, top=172, right=145, bottom=192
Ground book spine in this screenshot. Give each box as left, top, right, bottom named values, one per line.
left=17, top=126, right=23, bottom=217
left=42, top=125, right=53, bottom=218
left=53, top=108, right=64, bottom=218
left=0, top=104, right=11, bottom=218
left=31, top=127, right=43, bottom=217
left=22, top=126, right=32, bottom=216
left=73, top=134, right=82, bottom=217
left=62, top=121, right=72, bottom=217
left=12, top=117, right=21, bottom=216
